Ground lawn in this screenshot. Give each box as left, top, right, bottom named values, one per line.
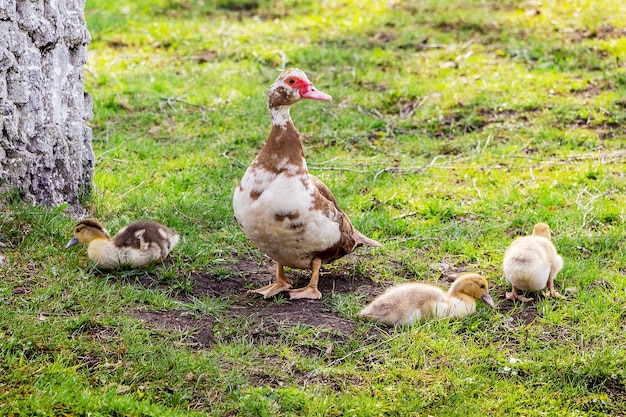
left=1, top=0, right=625, bottom=415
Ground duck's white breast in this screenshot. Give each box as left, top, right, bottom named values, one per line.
left=233, top=166, right=341, bottom=269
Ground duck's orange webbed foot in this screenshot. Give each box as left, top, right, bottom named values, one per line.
left=249, top=281, right=293, bottom=298
left=288, top=257, right=323, bottom=300
left=248, top=263, right=292, bottom=298
left=288, top=286, right=322, bottom=300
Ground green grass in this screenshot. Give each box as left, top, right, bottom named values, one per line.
left=1, top=0, right=626, bottom=415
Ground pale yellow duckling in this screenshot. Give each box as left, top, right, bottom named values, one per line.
left=503, top=222, right=564, bottom=302
left=358, top=273, right=495, bottom=326
left=66, top=219, right=179, bottom=270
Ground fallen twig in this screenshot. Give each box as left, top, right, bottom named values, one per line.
left=575, top=188, right=610, bottom=230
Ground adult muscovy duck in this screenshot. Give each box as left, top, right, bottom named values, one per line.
left=233, top=68, right=381, bottom=300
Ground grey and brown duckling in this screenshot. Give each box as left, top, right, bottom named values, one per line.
left=359, top=273, right=495, bottom=326
left=66, top=219, right=179, bottom=270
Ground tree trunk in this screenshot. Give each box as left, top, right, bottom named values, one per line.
left=0, top=0, right=93, bottom=208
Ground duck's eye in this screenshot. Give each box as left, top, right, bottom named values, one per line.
left=287, top=77, right=296, bottom=85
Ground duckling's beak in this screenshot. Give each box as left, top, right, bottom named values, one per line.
left=65, top=236, right=79, bottom=248
left=481, top=293, right=495, bottom=308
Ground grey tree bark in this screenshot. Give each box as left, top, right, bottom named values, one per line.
left=0, top=0, right=93, bottom=208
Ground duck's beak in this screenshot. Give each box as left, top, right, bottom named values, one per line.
left=481, top=293, right=495, bottom=308
left=65, top=236, right=79, bottom=248
left=300, top=85, right=332, bottom=101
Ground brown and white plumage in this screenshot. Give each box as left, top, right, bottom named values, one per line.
left=66, top=219, right=179, bottom=270
left=233, top=68, right=381, bottom=300
left=358, top=273, right=495, bottom=326
left=503, top=222, right=564, bottom=302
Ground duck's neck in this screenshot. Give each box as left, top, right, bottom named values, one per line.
left=87, top=238, right=117, bottom=259
left=88, top=237, right=114, bottom=247
left=448, top=288, right=477, bottom=307
left=270, top=105, right=292, bottom=129
left=252, top=105, right=307, bottom=176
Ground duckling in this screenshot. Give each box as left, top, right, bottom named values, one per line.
left=503, top=222, right=564, bottom=302
left=358, top=273, right=495, bottom=326
left=66, top=219, right=179, bottom=270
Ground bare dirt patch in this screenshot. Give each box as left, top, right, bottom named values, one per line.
left=423, top=105, right=544, bottom=140
left=129, top=256, right=545, bottom=348
left=566, top=24, right=626, bottom=43
left=131, top=309, right=217, bottom=347
left=569, top=79, right=616, bottom=98
left=497, top=296, right=540, bottom=326
left=129, top=256, right=387, bottom=348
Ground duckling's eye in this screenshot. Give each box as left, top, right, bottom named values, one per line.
left=287, top=77, right=296, bottom=85
left=480, top=285, right=486, bottom=289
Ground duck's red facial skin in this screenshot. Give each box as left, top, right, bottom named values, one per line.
left=284, top=76, right=332, bottom=101
left=284, top=76, right=305, bottom=90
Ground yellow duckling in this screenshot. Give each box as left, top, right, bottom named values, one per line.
left=66, top=219, right=179, bottom=270
left=503, top=222, right=564, bottom=302
left=358, top=273, right=495, bottom=326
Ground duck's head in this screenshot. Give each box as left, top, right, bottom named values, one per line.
left=66, top=219, right=112, bottom=248
left=268, top=68, right=332, bottom=109
left=532, top=222, right=552, bottom=240
left=450, top=273, right=495, bottom=308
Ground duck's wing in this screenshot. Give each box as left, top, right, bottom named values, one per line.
left=309, top=174, right=381, bottom=255
left=309, top=173, right=340, bottom=207
left=113, top=222, right=178, bottom=257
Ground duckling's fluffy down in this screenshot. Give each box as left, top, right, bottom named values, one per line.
left=359, top=283, right=451, bottom=326
left=359, top=273, right=494, bottom=326
left=67, top=219, right=179, bottom=270
left=503, top=235, right=563, bottom=292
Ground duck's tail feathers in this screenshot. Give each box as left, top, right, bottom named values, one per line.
left=354, top=230, right=382, bottom=248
